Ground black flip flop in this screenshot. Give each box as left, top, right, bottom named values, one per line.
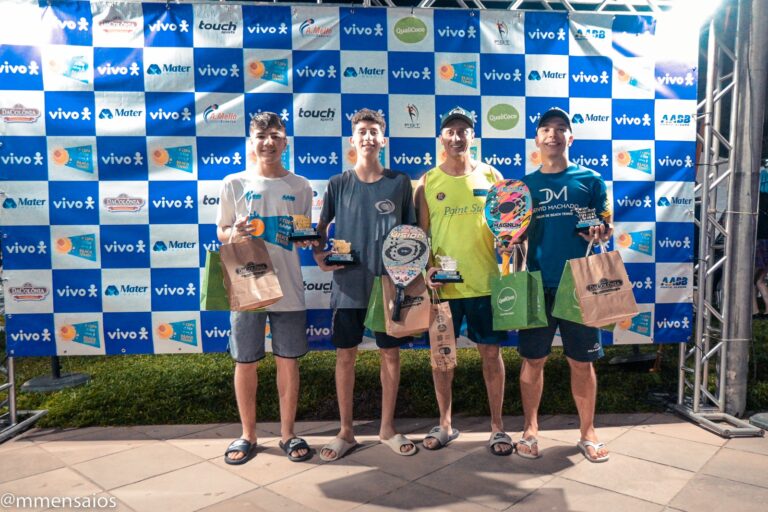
left=224, top=438, right=256, bottom=465
left=488, top=432, right=514, bottom=456
left=279, top=437, right=313, bottom=462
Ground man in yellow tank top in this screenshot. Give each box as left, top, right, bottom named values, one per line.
left=414, top=107, right=514, bottom=456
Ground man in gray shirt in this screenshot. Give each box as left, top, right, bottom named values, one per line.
left=313, top=108, right=417, bottom=461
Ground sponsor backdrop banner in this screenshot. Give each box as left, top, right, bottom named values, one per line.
left=0, top=1, right=696, bottom=356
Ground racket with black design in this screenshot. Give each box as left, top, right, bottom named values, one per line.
left=484, top=180, right=533, bottom=275
left=382, top=225, right=430, bottom=321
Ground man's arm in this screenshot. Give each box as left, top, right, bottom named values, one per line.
left=312, top=181, right=342, bottom=271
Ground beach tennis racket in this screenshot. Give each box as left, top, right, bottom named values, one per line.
left=382, top=225, right=430, bottom=321
left=484, top=180, right=532, bottom=275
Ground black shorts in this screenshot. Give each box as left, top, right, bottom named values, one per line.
left=331, top=308, right=411, bottom=349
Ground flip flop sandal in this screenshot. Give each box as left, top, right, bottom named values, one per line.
left=224, top=438, right=256, bottom=465
left=319, top=436, right=358, bottom=462
left=422, top=426, right=460, bottom=450
left=516, top=436, right=541, bottom=459
left=488, top=432, right=514, bottom=456
left=381, top=433, right=418, bottom=456
left=577, top=440, right=610, bottom=463
left=279, top=437, right=312, bottom=462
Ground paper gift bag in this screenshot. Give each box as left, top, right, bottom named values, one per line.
left=429, top=291, right=457, bottom=371
left=552, top=260, right=617, bottom=331
left=364, top=276, right=387, bottom=334
left=383, top=274, right=430, bottom=338
left=200, top=250, right=230, bottom=311
left=491, top=270, right=547, bottom=331
left=219, top=237, right=283, bottom=311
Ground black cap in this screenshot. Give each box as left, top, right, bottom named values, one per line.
left=440, top=106, right=474, bottom=130
left=536, top=107, right=572, bottom=131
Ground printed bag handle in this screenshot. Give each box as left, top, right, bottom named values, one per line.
left=585, top=239, right=609, bottom=257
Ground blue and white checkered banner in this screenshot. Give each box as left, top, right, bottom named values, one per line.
left=0, top=1, right=697, bottom=356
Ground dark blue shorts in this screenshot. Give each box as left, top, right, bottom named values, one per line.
left=517, top=288, right=603, bottom=362
left=331, top=308, right=411, bottom=349
left=448, top=295, right=507, bottom=345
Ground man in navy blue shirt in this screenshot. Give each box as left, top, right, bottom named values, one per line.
left=517, top=108, right=612, bottom=463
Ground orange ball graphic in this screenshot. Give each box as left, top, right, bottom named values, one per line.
left=55, top=237, right=73, bottom=254
left=617, top=69, right=630, bottom=83
left=618, top=318, right=633, bottom=330
left=52, top=148, right=70, bottom=165
left=59, top=325, right=76, bottom=340
left=617, top=233, right=633, bottom=249
left=530, top=151, right=541, bottom=166
left=346, top=148, right=357, bottom=164
left=157, top=323, right=174, bottom=339
left=248, top=60, right=265, bottom=79
left=249, top=218, right=265, bottom=237
left=439, top=64, right=455, bottom=80
left=152, top=148, right=170, bottom=166
left=616, top=151, right=631, bottom=166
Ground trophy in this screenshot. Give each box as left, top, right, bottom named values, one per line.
left=324, top=239, right=358, bottom=266
left=288, top=214, right=320, bottom=241
left=574, top=206, right=605, bottom=234
left=432, top=255, right=463, bottom=283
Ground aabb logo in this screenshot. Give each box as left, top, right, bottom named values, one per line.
left=147, top=107, right=192, bottom=122
left=631, top=277, right=654, bottom=289
left=198, top=20, right=237, bottom=34
left=615, top=113, right=652, bottom=126
left=298, top=107, right=335, bottom=122
left=437, top=25, right=476, bottom=38
left=0, top=151, right=44, bottom=167
left=0, top=104, right=41, bottom=123
left=152, top=195, right=195, bottom=209
left=297, top=151, right=339, bottom=166
left=100, top=151, right=144, bottom=167
left=198, top=63, right=240, bottom=78
left=392, top=152, right=433, bottom=166
left=528, top=27, right=566, bottom=41
left=107, top=327, right=149, bottom=341
left=148, top=19, right=189, bottom=33
left=299, top=18, right=332, bottom=37
left=96, top=62, right=140, bottom=76
left=6, top=241, right=48, bottom=255
left=616, top=195, right=653, bottom=208
left=247, top=22, right=288, bottom=35
left=573, top=27, right=606, bottom=40
left=8, top=282, right=49, bottom=301
left=154, top=282, right=196, bottom=296
left=49, top=106, right=91, bottom=121
left=572, top=154, right=610, bottom=168
left=52, top=195, right=95, bottom=210
left=391, top=66, right=431, bottom=80
left=296, top=64, right=337, bottom=79
left=572, top=70, right=609, bottom=84
left=200, top=151, right=242, bottom=166
left=0, top=60, right=40, bottom=76
left=53, top=15, right=90, bottom=32
left=484, top=153, right=523, bottom=167
left=657, top=72, right=695, bottom=87
left=660, top=114, right=693, bottom=126
left=146, top=63, right=192, bottom=75
left=9, top=328, right=52, bottom=343
left=484, top=68, right=522, bottom=82
left=98, top=108, right=142, bottom=119
left=103, top=240, right=146, bottom=253
left=343, top=23, right=383, bottom=37
left=660, top=276, right=688, bottom=289
left=103, top=193, right=145, bottom=212
left=656, top=316, right=690, bottom=329
left=56, top=284, right=98, bottom=298
left=203, top=104, right=237, bottom=124
left=657, top=154, right=693, bottom=168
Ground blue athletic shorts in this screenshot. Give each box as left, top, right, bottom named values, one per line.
left=448, top=295, right=507, bottom=345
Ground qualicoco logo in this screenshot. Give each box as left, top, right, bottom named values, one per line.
left=572, top=70, right=609, bottom=84
left=437, top=24, right=476, bottom=38
left=394, top=17, right=428, bottom=44
left=99, top=108, right=141, bottom=119
left=494, top=20, right=511, bottom=46
left=392, top=151, right=433, bottom=166
left=100, top=151, right=144, bottom=167
left=0, top=104, right=41, bottom=123
left=617, top=195, right=653, bottom=208
left=49, top=106, right=91, bottom=121
left=343, top=66, right=385, bottom=78
left=247, top=22, right=288, bottom=35
left=152, top=195, right=195, bottom=209
left=52, top=195, right=95, bottom=210
left=297, top=151, right=339, bottom=166
left=497, top=286, right=517, bottom=312
left=487, top=104, right=519, bottom=130
left=615, top=113, right=652, bottom=126
left=343, top=22, right=384, bottom=37
left=299, top=18, right=332, bottom=37
left=203, top=104, right=237, bottom=124
left=198, top=63, right=240, bottom=78
left=96, top=62, right=140, bottom=77
left=146, top=63, right=191, bottom=75
left=528, top=27, right=566, bottom=41
left=0, top=59, right=40, bottom=76
left=147, top=107, right=192, bottom=122
left=657, top=196, right=692, bottom=207
left=103, top=240, right=146, bottom=253
left=297, top=107, right=335, bottom=122
left=198, top=20, right=237, bottom=34
left=660, top=276, right=688, bottom=289
left=8, top=282, right=49, bottom=301
left=148, top=19, right=189, bottom=32
left=0, top=150, right=43, bottom=167
left=103, top=193, right=145, bottom=212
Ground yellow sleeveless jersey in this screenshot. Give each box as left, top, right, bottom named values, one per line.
left=424, top=164, right=499, bottom=299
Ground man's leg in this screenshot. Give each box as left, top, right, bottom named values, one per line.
left=379, top=346, right=414, bottom=454
left=568, top=357, right=608, bottom=460
left=477, top=343, right=511, bottom=454
left=230, top=361, right=258, bottom=461
left=320, top=346, right=358, bottom=459
left=519, top=356, right=547, bottom=457
left=423, top=368, right=454, bottom=449
left=275, top=355, right=307, bottom=459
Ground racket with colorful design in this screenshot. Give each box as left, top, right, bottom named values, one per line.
left=484, top=180, right=533, bottom=275
left=382, top=225, right=430, bottom=321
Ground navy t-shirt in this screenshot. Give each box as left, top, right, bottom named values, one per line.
left=522, top=164, right=611, bottom=288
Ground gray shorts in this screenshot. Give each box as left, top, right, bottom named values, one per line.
left=228, top=310, right=309, bottom=363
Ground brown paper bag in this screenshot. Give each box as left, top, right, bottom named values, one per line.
left=569, top=247, right=638, bottom=327
left=219, top=237, right=283, bottom=311
left=382, top=274, right=430, bottom=338
left=429, top=292, right=457, bottom=371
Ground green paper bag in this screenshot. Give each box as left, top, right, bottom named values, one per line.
left=200, top=250, right=230, bottom=311
left=364, top=275, right=387, bottom=333
left=491, top=270, right=548, bottom=331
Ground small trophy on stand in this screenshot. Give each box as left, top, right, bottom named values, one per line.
left=574, top=206, right=604, bottom=234
left=432, top=255, right=463, bottom=283
left=288, top=214, right=320, bottom=242
left=325, top=239, right=358, bottom=266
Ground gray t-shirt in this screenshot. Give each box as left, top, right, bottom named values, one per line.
left=320, top=169, right=416, bottom=309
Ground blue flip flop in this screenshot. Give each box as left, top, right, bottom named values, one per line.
left=224, top=438, right=256, bottom=465
left=279, top=437, right=313, bottom=462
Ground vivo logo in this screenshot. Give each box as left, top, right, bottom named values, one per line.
left=343, top=23, right=384, bottom=36
left=154, top=283, right=196, bottom=296
left=0, top=152, right=44, bottom=166
left=0, top=60, right=40, bottom=75
left=56, top=284, right=98, bottom=298
left=198, top=64, right=240, bottom=77
left=10, top=329, right=52, bottom=342
left=297, top=152, right=339, bottom=165
left=100, top=153, right=143, bottom=166
left=148, top=20, right=189, bottom=32
left=307, top=324, right=331, bottom=337
left=437, top=26, right=476, bottom=38
left=103, top=240, right=146, bottom=253
left=247, top=22, right=288, bottom=35
left=483, top=69, right=522, bottom=82
left=152, top=196, right=194, bottom=209
left=204, top=327, right=231, bottom=338
left=107, top=327, right=149, bottom=340
left=392, top=152, right=433, bottom=166
left=148, top=108, right=192, bottom=121
left=616, top=195, right=652, bottom=208
left=615, top=113, right=651, bottom=126
left=656, top=316, right=690, bottom=329
left=295, top=65, right=336, bottom=78
left=55, top=16, right=89, bottom=31
left=49, top=107, right=91, bottom=121
left=527, top=28, right=565, bottom=40
left=96, top=63, right=140, bottom=76
left=52, top=196, right=95, bottom=209
left=658, top=236, right=691, bottom=249
left=200, top=153, right=242, bottom=166
left=6, top=242, right=47, bottom=254
left=391, top=67, right=432, bottom=80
